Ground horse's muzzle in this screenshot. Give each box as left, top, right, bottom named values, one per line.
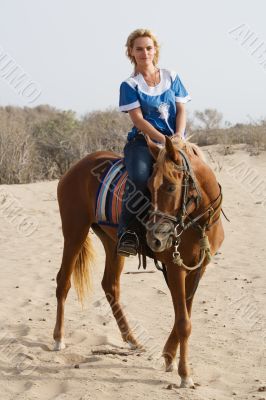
left=146, top=220, right=174, bottom=252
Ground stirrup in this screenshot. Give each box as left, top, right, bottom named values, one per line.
left=117, top=230, right=139, bottom=257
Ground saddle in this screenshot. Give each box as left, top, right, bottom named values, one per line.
left=95, top=158, right=161, bottom=270
left=95, top=158, right=127, bottom=226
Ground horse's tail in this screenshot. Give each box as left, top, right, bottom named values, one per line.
left=73, top=235, right=95, bottom=305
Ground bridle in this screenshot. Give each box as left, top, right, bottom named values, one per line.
left=148, top=148, right=223, bottom=271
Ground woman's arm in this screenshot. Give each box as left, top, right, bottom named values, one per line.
left=128, top=108, right=166, bottom=144
left=173, top=102, right=186, bottom=139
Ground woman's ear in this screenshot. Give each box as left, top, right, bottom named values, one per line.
left=145, top=134, right=161, bottom=160
left=165, top=136, right=179, bottom=162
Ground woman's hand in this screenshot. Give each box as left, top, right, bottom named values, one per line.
left=171, top=132, right=183, bottom=142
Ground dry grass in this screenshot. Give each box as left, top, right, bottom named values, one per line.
left=0, top=106, right=130, bottom=184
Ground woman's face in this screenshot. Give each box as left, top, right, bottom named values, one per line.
left=130, top=36, right=156, bottom=68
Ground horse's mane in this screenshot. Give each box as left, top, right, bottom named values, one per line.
left=154, top=138, right=206, bottom=186
left=183, top=138, right=206, bottom=163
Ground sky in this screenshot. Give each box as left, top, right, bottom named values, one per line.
left=0, top=0, right=266, bottom=124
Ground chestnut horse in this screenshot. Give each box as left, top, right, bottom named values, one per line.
left=53, top=136, right=224, bottom=388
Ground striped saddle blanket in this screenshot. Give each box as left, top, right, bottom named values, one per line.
left=95, top=158, right=128, bottom=226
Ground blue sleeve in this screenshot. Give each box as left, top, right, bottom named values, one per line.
left=119, top=81, right=140, bottom=112
left=172, top=74, right=191, bottom=103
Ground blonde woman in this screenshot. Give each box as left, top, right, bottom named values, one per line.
left=117, top=28, right=191, bottom=256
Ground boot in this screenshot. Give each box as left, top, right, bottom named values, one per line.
left=117, top=230, right=139, bottom=257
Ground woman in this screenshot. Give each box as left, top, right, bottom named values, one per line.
left=117, top=28, right=191, bottom=256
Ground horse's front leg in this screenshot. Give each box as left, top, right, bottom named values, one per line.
left=163, top=265, right=194, bottom=388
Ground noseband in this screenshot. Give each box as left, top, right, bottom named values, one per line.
left=148, top=149, right=223, bottom=271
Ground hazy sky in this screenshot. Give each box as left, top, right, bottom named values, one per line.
left=0, top=0, right=266, bottom=124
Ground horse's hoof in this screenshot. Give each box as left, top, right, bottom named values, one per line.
left=127, top=340, right=144, bottom=351
left=165, top=360, right=177, bottom=372
left=127, top=340, right=142, bottom=350
left=180, top=376, right=195, bottom=389
left=54, top=340, right=66, bottom=351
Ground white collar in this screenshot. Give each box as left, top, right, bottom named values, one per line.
left=128, top=68, right=172, bottom=96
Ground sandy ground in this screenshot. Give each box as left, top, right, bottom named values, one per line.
left=0, top=145, right=265, bottom=400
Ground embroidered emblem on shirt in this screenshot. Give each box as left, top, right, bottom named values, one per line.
left=158, top=103, right=174, bottom=134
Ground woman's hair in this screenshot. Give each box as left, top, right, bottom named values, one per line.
left=126, top=28, right=160, bottom=66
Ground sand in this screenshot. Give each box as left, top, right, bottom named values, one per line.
left=0, top=144, right=265, bottom=400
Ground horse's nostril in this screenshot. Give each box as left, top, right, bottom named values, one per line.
left=155, top=239, right=161, bottom=247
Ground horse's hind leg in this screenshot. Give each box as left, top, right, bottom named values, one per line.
left=53, top=223, right=90, bottom=350
left=95, top=226, right=142, bottom=349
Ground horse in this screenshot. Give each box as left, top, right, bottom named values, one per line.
left=53, top=135, right=224, bottom=388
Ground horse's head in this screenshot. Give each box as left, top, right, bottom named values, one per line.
left=145, top=136, right=187, bottom=253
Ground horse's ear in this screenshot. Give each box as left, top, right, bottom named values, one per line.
left=165, top=136, right=178, bottom=162
left=145, top=134, right=161, bottom=160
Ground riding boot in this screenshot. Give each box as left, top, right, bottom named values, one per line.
left=117, top=181, right=139, bottom=256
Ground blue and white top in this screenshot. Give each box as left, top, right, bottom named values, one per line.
left=119, top=68, right=191, bottom=141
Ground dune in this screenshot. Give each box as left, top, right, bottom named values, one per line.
left=0, top=145, right=265, bottom=400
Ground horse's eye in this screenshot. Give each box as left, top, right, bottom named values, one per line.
left=167, top=185, right=176, bottom=193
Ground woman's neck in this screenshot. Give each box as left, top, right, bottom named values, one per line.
left=135, top=65, right=157, bottom=76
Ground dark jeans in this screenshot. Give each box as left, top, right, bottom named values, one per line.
left=118, top=134, right=154, bottom=237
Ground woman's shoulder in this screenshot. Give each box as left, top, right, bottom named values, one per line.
left=160, top=68, right=179, bottom=81
left=120, top=74, right=138, bottom=90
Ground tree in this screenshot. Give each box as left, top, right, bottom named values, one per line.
left=31, top=110, right=80, bottom=178
left=194, top=109, right=223, bottom=130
